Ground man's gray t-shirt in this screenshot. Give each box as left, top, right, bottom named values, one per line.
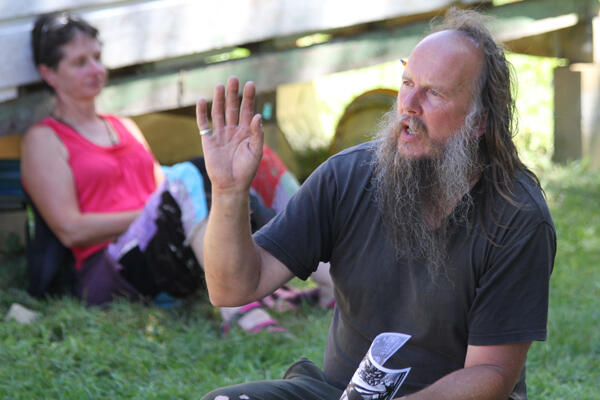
left=254, top=142, right=556, bottom=398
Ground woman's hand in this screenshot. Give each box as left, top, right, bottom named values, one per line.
left=196, top=76, right=264, bottom=197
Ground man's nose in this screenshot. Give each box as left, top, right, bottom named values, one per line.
left=400, top=89, right=421, bottom=115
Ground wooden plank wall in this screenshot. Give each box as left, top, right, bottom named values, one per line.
left=1, top=0, right=598, bottom=147
left=0, top=0, right=485, bottom=96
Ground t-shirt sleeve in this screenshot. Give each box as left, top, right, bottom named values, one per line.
left=254, top=160, right=337, bottom=280
left=468, top=220, right=556, bottom=345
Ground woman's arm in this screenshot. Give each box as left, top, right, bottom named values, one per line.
left=21, top=125, right=141, bottom=248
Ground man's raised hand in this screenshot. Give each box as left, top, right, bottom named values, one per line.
left=196, top=76, right=264, bottom=196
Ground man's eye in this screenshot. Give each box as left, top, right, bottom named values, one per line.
left=429, top=89, right=440, bottom=97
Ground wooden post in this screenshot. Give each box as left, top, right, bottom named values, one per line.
left=553, top=63, right=600, bottom=169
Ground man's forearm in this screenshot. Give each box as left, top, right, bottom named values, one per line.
left=398, top=365, right=512, bottom=400
left=202, top=191, right=263, bottom=306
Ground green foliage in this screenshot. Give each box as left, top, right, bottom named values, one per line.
left=294, top=146, right=331, bottom=183
left=508, top=53, right=562, bottom=175
left=0, top=232, right=24, bottom=257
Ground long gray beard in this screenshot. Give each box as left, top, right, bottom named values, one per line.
left=371, top=108, right=481, bottom=277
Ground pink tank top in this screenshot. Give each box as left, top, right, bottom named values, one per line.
left=39, top=115, right=157, bottom=268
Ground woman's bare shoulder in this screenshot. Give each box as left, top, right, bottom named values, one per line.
left=22, top=123, right=66, bottom=157
left=23, top=123, right=56, bottom=141
left=117, top=116, right=142, bottom=136
left=116, top=116, right=154, bottom=149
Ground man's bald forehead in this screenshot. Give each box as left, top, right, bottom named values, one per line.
left=407, top=29, right=485, bottom=95
left=417, top=29, right=483, bottom=58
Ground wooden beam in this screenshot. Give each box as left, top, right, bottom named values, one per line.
left=0, top=135, right=22, bottom=159
left=2, top=0, right=597, bottom=136
left=506, top=22, right=594, bottom=62
left=0, top=0, right=485, bottom=91
left=0, top=87, right=17, bottom=103
left=0, top=0, right=123, bottom=20
left=0, top=92, right=54, bottom=136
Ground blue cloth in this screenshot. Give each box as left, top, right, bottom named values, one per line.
left=162, top=162, right=208, bottom=223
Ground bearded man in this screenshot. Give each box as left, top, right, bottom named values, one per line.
left=194, top=8, right=556, bottom=400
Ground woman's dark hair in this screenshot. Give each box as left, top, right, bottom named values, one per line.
left=32, top=11, right=99, bottom=69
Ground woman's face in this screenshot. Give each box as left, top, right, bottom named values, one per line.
left=43, top=31, right=107, bottom=100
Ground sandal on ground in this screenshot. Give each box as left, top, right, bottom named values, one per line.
left=221, top=301, right=287, bottom=336
left=261, top=285, right=321, bottom=312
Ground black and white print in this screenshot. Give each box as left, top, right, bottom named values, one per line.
left=340, top=332, right=411, bottom=400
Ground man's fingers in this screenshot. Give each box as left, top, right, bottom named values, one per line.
left=225, top=76, right=240, bottom=127
left=206, top=77, right=255, bottom=140
left=239, top=81, right=256, bottom=127
left=211, top=84, right=225, bottom=130
left=249, top=113, right=264, bottom=153
left=196, top=99, right=210, bottom=132
left=250, top=113, right=262, bottom=133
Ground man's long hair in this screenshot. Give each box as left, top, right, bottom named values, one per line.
left=371, top=8, right=541, bottom=275
left=432, top=9, right=540, bottom=229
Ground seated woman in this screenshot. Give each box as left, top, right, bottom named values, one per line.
left=22, top=11, right=332, bottom=334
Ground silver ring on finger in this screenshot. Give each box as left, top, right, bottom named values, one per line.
left=199, top=128, right=212, bottom=136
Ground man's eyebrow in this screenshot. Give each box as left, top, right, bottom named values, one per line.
left=428, top=82, right=450, bottom=95
left=401, top=73, right=450, bottom=95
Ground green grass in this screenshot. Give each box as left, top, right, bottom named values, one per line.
left=0, top=253, right=329, bottom=398
left=526, top=162, right=600, bottom=399
left=1, top=162, right=598, bottom=399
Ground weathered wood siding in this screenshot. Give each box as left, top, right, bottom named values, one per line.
left=0, top=0, right=485, bottom=95
left=1, top=0, right=598, bottom=139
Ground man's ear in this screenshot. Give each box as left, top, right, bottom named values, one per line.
left=473, top=110, right=487, bottom=138
left=38, top=64, right=57, bottom=89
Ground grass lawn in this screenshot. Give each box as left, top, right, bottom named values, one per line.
left=0, top=161, right=598, bottom=399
